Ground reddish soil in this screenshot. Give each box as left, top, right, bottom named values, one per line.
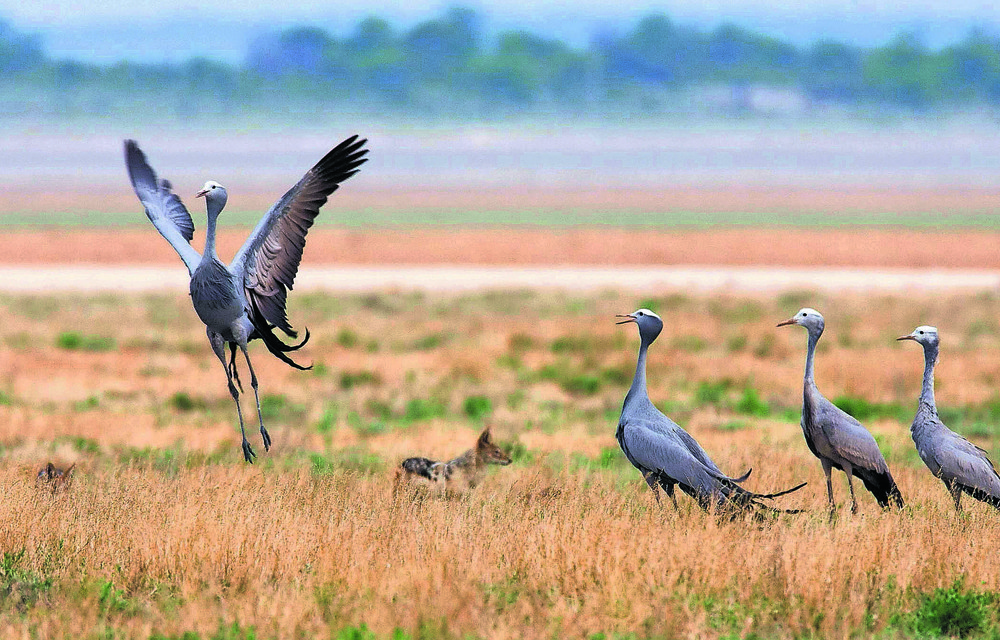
left=0, top=227, right=997, bottom=269
left=3, top=186, right=1000, bottom=268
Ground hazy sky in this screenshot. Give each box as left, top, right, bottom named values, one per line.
left=5, top=0, right=1000, bottom=63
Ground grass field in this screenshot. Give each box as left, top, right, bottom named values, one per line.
left=5, top=289, right=1000, bottom=638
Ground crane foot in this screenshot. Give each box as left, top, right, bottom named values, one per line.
left=260, top=425, right=272, bottom=452
left=242, top=440, right=256, bottom=463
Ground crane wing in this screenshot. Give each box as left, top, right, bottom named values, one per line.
left=673, top=423, right=750, bottom=482
left=620, top=420, right=721, bottom=497
left=124, top=140, right=201, bottom=274
left=816, top=398, right=891, bottom=473
left=231, top=135, right=368, bottom=336
left=932, top=430, right=1000, bottom=494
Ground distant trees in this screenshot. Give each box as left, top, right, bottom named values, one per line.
left=3, top=8, right=1000, bottom=119
left=0, top=18, right=42, bottom=74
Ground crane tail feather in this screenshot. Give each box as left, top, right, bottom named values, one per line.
left=248, top=294, right=312, bottom=371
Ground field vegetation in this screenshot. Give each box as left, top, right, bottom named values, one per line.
left=4, top=289, right=1000, bottom=638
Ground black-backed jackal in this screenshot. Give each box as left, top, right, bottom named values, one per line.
left=395, top=427, right=511, bottom=493
left=36, top=462, right=75, bottom=493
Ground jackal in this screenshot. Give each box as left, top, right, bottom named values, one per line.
left=396, top=427, right=511, bottom=491
left=36, top=462, right=75, bottom=493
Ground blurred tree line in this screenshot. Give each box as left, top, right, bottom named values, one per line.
left=2, top=7, right=1000, bottom=119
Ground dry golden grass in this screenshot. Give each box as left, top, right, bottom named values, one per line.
left=2, top=289, right=1000, bottom=638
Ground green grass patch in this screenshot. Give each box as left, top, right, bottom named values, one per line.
left=463, top=395, right=493, bottom=420
left=64, top=435, right=100, bottom=454
left=561, top=374, right=602, bottom=397
left=411, top=332, right=452, bottom=351
left=168, top=392, right=207, bottom=412
left=72, top=395, right=100, bottom=412
left=404, top=397, right=446, bottom=422
left=308, top=448, right=384, bottom=475
left=502, top=441, right=537, bottom=465
left=735, top=388, right=770, bottom=417
left=0, top=550, right=51, bottom=610
left=259, top=394, right=307, bottom=423
left=715, top=420, right=749, bottom=432
left=695, top=380, right=733, bottom=405
left=151, top=622, right=261, bottom=640
left=56, top=331, right=116, bottom=352
left=672, top=335, right=708, bottom=353
left=893, top=580, right=997, bottom=638
left=339, top=370, right=382, bottom=390
left=833, top=395, right=910, bottom=423
left=315, top=405, right=339, bottom=434
left=336, top=328, right=360, bottom=349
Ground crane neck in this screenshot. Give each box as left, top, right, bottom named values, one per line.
left=919, top=343, right=938, bottom=411
left=625, top=337, right=651, bottom=409
left=201, top=198, right=224, bottom=262
left=803, top=328, right=820, bottom=391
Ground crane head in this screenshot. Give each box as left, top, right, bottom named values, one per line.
left=616, top=308, right=663, bottom=343
left=777, top=307, right=824, bottom=333
left=196, top=180, right=227, bottom=199
left=897, top=325, right=939, bottom=347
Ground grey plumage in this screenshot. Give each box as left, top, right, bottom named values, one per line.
left=778, top=308, right=904, bottom=512
left=616, top=308, right=805, bottom=514
left=898, top=326, right=1000, bottom=511
left=125, top=136, right=368, bottom=462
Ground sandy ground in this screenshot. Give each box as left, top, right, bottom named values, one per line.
left=0, top=226, right=997, bottom=292
left=2, top=265, right=998, bottom=293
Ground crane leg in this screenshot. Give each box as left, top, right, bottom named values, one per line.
left=844, top=465, right=859, bottom=514
left=642, top=471, right=661, bottom=503
left=945, top=480, right=962, bottom=512
left=664, top=482, right=679, bottom=511
left=228, top=342, right=243, bottom=393
left=210, top=330, right=254, bottom=463
left=821, top=458, right=836, bottom=511
left=238, top=340, right=271, bottom=452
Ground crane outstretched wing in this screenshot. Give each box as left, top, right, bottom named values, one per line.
left=124, top=140, right=201, bottom=274
left=231, top=135, right=368, bottom=336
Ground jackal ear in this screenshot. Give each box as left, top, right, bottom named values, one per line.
left=478, top=427, right=492, bottom=444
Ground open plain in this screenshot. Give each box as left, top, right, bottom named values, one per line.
left=3, top=286, right=1000, bottom=639
left=5, top=125, right=1000, bottom=639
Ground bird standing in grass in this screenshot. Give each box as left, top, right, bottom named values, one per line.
left=898, top=325, right=1000, bottom=511
left=778, top=308, right=904, bottom=513
left=616, top=308, right=806, bottom=514
left=125, top=136, right=368, bottom=462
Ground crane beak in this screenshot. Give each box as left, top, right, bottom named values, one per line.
left=896, top=334, right=916, bottom=341
left=195, top=189, right=209, bottom=198
left=776, top=318, right=797, bottom=327
left=616, top=314, right=636, bottom=325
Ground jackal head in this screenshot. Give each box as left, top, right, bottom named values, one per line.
left=476, top=428, right=512, bottom=466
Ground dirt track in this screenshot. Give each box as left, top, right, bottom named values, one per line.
left=3, top=265, right=997, bottom=293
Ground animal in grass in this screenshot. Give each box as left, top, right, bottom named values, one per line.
left=615, top=308, right=806, bottom=515
left=397, top=427, right=512, bottom=491
left=778, top=308, right=904, bottom=513
left=898, top=326, right=1000, bottom=511
left=36, top=462, right=75, bottom=493
left=124, top=136, right=368, bottom=463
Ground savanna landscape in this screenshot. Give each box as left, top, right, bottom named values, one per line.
left=4, top=125, right=1000, bottom=639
